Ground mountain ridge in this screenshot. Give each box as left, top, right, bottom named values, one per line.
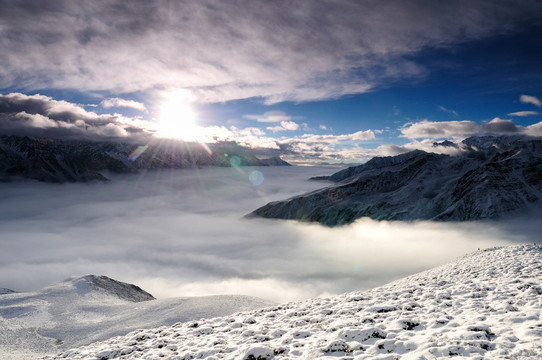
left=249, top=135, right=542, bottom=225
left=0, top=135, right=290, bottom=183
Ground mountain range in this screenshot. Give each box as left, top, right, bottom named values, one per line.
left=0, top=275, right=273, bottom=359
left=249, top=135, right=542, bottom=226
left=0, top=135, right=289, bottom=183
left=42, top=244, right=542, bottom=359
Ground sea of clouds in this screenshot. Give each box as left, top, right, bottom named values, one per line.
left=0, top=166, right=538, bottom=303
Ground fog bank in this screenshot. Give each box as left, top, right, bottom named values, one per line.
left=0, top=166, right=537, bottom=303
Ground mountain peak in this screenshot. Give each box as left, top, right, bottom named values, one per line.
left=63, top=275, right=155, bottom=302
left=0, top=288, right=16, bottom=295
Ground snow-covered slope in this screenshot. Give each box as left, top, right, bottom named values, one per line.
left=43, top=245, right=542, bottom=359
left=0, top=275, right=273, bottom=359
left=250, top=135, right=542, bottom=225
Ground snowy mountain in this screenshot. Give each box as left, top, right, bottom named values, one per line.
left=0, top=135, right=290, bottom=183
left=0, top=275, right=273, bottom=359
left=249, top=136, right=542, bottom=225
left=42, top=244, right=542, bottom=359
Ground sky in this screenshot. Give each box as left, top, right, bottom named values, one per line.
left=0, top=166, right=534, bottom=302
left=1, top=0, right=542, bottom=163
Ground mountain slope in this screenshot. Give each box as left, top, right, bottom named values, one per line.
left=0, top=135, right=290, bottom=183
left=249, top=136, right=542, bottom=225
left=43, top=244, right=542, bottom=359
left=0, top=275, right=274, bottom=359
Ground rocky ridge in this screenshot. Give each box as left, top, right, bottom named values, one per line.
left=249, top=136, right=542, bottom=225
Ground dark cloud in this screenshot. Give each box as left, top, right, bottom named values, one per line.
left=481, top=118, right=519, bottom=134
left=1, top=1, right=540, bottom=103
left=0, top=93, right=150, bottom=140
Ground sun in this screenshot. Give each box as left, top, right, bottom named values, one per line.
left=156, top=99, right=201, bottom=141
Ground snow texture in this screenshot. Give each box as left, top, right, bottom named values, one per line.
left=43, top=244, right=542, bottom=359
left=0, top=275, right=273, bottom=359
left=250, top=135, right=542, bottom=225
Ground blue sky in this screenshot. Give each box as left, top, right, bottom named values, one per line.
left=1, top=0, right=541, bottom=163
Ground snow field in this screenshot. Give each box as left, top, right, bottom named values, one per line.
left=44, top=244, right=542, bottom=359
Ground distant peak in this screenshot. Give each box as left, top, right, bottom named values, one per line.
left=0, top=288, right=16, bottom=295
left=432, top=140, right=457, bottom=148
left=66, top=275, right=155, bottom=302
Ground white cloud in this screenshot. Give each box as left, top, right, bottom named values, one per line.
left=277, top=130, right=377, bottom=164
left=439, top=106, right=458, bottom=116
left=0, top=2, right=539, bottom=104
left=524, top=122, right=542, bottom=137
left=266, top=120, right=299, bottom=132
left=100, top=98, right=146, bottom=111
left=508, top=111, right=540, bottom=117
left=243, top=111, right=291, bottom=123
left=520, top=94, right=541, bottom=107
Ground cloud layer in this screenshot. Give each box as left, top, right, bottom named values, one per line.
left=401, top=118, right=542, bottom=139
left=1, top=166, right=535, bottom=303
left=1, top=1, right=541, bottom=103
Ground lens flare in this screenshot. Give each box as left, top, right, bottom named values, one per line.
left=128, top=145, right=148, bottom=162
left=230, top=156, right=241, bottom=167
left=249, top=170, right=264, bottom=186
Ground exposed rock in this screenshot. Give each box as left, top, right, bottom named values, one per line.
left=250, top=135, right=542, bottom=225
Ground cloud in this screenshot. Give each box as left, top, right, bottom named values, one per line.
left=520, top=94, right=542, bottom=107
left=480, top=117, right=519, bottom=134
left=439, top=106, right=458, bottom=116
left=401, top=118, right=542, bottom=139
left=0, top=1, right=540, bottom=103
left=277, top=130, right=376, bottom=164
left=267, top=120, right=300, bottom=132
left=401, top=120, right=479, bottom=139
left=0, top=93, right=375, bottom=161
left=0, top=93, right=150, bottom=140
left=243, top=111, right=291, bottom=123
left=101, top=98, right=147, bottom=111
left=508, top=111, right=540, bottom=117
left=0, top=167, right=533, bottom=303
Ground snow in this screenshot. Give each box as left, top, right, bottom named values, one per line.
left=42, top=244, right=542, bottom=359
left=0, top=275, right=273, bottom=359
left=250, top=136, right=542, bottom=225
